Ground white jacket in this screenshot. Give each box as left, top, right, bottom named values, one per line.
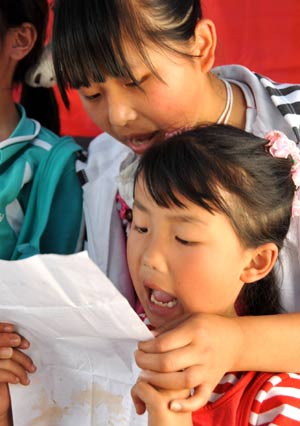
left=78, top=133, right=137, bottom=307
left=81, top=65, right=300, bottom=312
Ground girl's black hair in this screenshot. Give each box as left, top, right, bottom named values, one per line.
left=52, top=0, right=202, bottom=107
left=0, top=1, right=60, bottom=134
left=135, top=125, right=295, bottom=316
left=0, top=0, right=48, bottom=84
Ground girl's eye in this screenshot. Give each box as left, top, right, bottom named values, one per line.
left=125, top=80, right=141, bottom=88
left=175, top=236, right=196, bottom=246
left=134, top=224, right=148, bottom=234
left=125, top=76, right=147, bottom=88
left=83, top=93, right=101, bottom=101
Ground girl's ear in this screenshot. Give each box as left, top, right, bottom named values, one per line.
left=240, top=243, right=278, bottom=284
left=191, top=19, right=217, bottom=73
left=10, top=23, right=37, bottom=61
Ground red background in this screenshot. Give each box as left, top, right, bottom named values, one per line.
left=50, top=0, right=300, bottom=138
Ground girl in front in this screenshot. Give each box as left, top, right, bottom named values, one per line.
left=129, top=125, right=300, bottom=425
left=3, top=0, right=300, bottom=415
left=49, top=0, right=300, bottom=410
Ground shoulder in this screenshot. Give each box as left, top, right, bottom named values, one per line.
left=213, top=64, right=300, bottom=89
left=212, top=65, right=300, bottom=100
left=212, top=64, right=261, bottom=85
left=83, top=132, right=133, bottom=181
left=37, top=125, right=79, bottom=150
left=249, top=373, right=300, bottom=425
left=213, top=65, right=300, bottom=142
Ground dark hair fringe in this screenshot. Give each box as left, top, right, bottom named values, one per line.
left=0, top=1, right=60, bottom=133
left=52, top=0, right=202, bottom=107
left=0, top=0, right=49, bottom=84
left=134, top=124, right=295, bottom=316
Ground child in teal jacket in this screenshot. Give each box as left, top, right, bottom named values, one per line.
left=0, top=0, right=83, bottom=260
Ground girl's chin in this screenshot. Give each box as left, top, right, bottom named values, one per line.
left=146, top=309, right=182, bottom=329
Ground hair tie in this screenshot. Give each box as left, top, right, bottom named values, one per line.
left=265, top=130, right=300, bottom=217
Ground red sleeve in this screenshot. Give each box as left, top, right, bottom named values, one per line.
left=250, top=373, right=300, bottom=425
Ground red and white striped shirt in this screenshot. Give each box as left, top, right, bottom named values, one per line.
left=138, top=311, right=300, bottom=425
left=198, top=371, right=300, bottom=425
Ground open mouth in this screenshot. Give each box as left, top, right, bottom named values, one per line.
left=125, top=131, right=161, bottom=154
left=149, top=289, right=178, bottom=309
left=128, top=131, right=159, bottom=146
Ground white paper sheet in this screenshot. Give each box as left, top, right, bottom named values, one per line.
left=0, top=252, right=152, bottom=426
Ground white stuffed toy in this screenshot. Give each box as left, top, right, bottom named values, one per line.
left=21, top=40, right=60, bottom=134
left=25, top=42, right=56, bottom=88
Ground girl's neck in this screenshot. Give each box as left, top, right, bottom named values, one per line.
left=209, top=73, right=247, bottom=130
left=0, top=90, right=20, bottom=142
left=228, top=82, right=247, bottom=129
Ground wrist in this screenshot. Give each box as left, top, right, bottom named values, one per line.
left=227, top=316, right=246, bottom=371
left=148, top=411, right=192, bottom=426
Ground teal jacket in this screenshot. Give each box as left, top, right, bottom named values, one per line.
left=0, top=105, right=83, bottom=259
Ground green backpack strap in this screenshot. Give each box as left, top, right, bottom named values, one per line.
left=12, top=137, right=82, bottom=260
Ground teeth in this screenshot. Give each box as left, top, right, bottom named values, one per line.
left=128, top=133, right=157, bottom=146
left=150, top=292, right=178, bottom=308
left=131, top=139, right=146, bottom=146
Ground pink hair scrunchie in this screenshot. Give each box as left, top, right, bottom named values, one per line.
left=265, top=130, right=300, bottom=217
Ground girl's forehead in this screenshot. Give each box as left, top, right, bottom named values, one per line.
left=88, top=41, right=191, bottom=85
left=124, top=38, right=189, bottom=59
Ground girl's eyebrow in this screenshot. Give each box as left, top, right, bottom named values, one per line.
left=133, top=199, right=208, bottom=225
left=133, top=199, right=148, bottom=212
left=173, top=215, right=208, bottom=225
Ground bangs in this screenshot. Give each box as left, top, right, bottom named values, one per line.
left=53, top=0, right=158, bottom=106
left=53, top=0, right=201, bottom=106
left=135, top=135, right=221, bottom=214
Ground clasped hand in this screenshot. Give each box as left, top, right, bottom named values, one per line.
left=131, top=312, right=244, bottom=424
left=0, top=323, right=36, bottom=420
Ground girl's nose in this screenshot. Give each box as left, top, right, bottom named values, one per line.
left=107, top=94, right=137, bottom=127
left=142, top=237, right=167, bottom=273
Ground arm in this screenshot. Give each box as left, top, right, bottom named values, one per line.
left=131, top=381, right=192, bottom=426
left=0, top=384, right=12, bottom=426
left=135, top=312, right=300, bottom=412
left=234, top=313, right=300, bottom=372
left=0, top=341, right=36, bottom=426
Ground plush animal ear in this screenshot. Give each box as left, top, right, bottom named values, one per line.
left=10, top=23, right=37, bottom=61
left=240, top=243, right=278, bottom=284
left=25, top=43, right=56, bottom=88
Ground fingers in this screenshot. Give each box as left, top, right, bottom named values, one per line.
left=132, top=381, right=167, bottom=413
left=0, top=349, right=13, bottom=360
left=138, top=315, right=193, bottom=353
left=11, top=349, right=36, bottom=373
left=0, top=348, right=36, bottom=381
left=139, top=366, right=203, bottom=391
left=0, top=359, right=32, bottom=386
left=137, top=371, right=212, bottom=413
left=132, top=380, right=191, bottom=412
left=135, top=344, right=202, bottom=373
left=0, top=369, right=23, bottom=385
left=0, top=348, right=36, bottom=387
left=170, top=383, right=213, bottom=412
left=131, top=382, right=148, bottom=415
left=0, top=324, right=15, bottom=333
left=0, top=331, right=30, bottom=351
